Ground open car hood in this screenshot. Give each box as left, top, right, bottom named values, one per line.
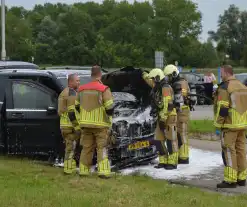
left=101, top=66, right=151, bottom=106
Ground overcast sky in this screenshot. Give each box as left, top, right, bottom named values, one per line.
left=4, top=0, right=247, bottom=41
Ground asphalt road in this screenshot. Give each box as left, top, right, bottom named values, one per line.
left=122, top=139, right=247, bottom=195
left=190, top=105, right=213, bottom=120
left=179, top=139, right=247, bottom=195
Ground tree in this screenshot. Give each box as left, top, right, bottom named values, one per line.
left=91, top=34, right=116, bottom=67
left=1, top=1, right=221, bottom=68
left=35, top=15, right=58, bottom=64
left=54, top=7, right=95, bottom=65
left=149, top=0, right=202, bottom=64
left=0, top=11, right=34, bottom=61
left=209, top=5, right=247, bottom=66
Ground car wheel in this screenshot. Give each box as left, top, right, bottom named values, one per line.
left=198, top=91, right=205, bottom=105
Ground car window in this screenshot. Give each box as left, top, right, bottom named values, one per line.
left=235, top=74, right=247, bottom=83
left=79, top=76, right=91, bottom=84
left=58, top=76, right=91, bottom=87
left=12, top=82, right=56, bottom=109
left=180, top=73, right=201, bottom=82
left=58, top=78, right=67, bottom=88
left=181, top=74, right=193, bottom=82
left=195, top=75, right=201, bottom=81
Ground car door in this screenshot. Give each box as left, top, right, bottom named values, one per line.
left=0, top=76, right=7, bottom=150
left=5, top=79, right=60, bottom=155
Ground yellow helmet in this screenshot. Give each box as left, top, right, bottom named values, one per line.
left=163, top=64, right=179, bottom=76
left=148, top=68, right=165, bottom=81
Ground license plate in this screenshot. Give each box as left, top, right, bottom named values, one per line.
left=128, top=141, right=150, bottom=150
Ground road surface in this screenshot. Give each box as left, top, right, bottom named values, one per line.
left=190, top=105, right=213, bottom=120
left=121, top=139, right=247, bottom=195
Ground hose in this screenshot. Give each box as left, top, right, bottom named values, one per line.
left=187, top=93, right=213, bottom=103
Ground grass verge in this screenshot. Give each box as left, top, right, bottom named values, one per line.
left=0, top=156, right=247, bottom=207
left=189, top=120, right=214, bottom=133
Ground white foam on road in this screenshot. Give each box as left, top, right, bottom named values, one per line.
left=121, top=147, right=223, bottom=180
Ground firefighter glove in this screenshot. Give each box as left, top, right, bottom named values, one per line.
left=159, top=121, right=166, bottom=133
left=215, top=129, right=221, bottom=136
left=74, top=125, right=81, bottom=137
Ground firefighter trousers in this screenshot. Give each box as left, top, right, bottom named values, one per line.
left=61, top=128, right=80, bottom=174
left=155, top=117, right=178, bottom=166
left=177, top=108, right=190, bottom=161
left=79, top=128, right=111, bottom=176
left=221, top=129, right=247, bottom=183
left=177, top=121, right=189, bottom=160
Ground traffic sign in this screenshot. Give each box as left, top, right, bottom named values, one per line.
left=155, top=51, right=164, bottom=69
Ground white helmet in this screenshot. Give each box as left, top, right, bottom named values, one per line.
left=148, top=68, right=165, bottom=81
left=163, top=64, right=179, bottom=77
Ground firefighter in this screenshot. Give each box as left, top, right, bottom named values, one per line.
left=163, top=64, right=190, bottom=164
left=214, top=65, right=247, bottom=188
left=58, top=74, right=81, bottom=175
left=75, top=65, right=114, bottom=179
left=142, top=68, right=178, bottom=170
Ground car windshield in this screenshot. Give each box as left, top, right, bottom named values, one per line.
left=58, top=76, right=91, bottom=87
left=235, top=74, right=247, bottom=83
left=180, top=73, right=201, bottom=82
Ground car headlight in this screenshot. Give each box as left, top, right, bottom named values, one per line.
left=115, top=121, right=128, bottom=137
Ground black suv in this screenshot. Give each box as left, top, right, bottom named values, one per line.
left=0, top=61, right=39, bottom=69
left=180, top=72, right=212, bottom=105
left=0, top=67, right=157, bottom=170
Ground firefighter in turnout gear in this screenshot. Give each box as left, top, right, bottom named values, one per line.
left=76, top=65, right=114, bottom=179
left=142, top=68, right=178, bottom=170
left=163, top=64, right=190, bottom=164
left=214, top=65, right=247, bottom=188
left=58, top=74, right=80, bottom=175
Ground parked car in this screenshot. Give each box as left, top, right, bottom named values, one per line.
left=0, top=67, right=156, bottom=170
left=45, top=66, right=109, bottom=73
left=235, top=73, right=247, bottom=86
left=0, top=61, right=39, bottom=69
left=45, top=69, right=93, bottom=87
left=179, top=72, right=212, bottom=105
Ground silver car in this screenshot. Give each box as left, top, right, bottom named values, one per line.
left=235, top=73, right=247, bottom=86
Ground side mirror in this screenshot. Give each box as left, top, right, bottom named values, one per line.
left=47, top=106, right=57, bottom=115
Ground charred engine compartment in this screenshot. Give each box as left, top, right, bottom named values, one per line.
left=112, top=92, right=156, bottom=142
left=101, top=67, right=157, bottom=167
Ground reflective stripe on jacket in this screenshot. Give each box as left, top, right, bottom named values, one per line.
left=214, top=76, right=247, bottom=129
left=58, top=87, right=79, bottom=129
left=77, top=80, right=114, bottom=128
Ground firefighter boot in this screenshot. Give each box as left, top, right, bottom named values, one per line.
left=178, top=158, right=189, bottom=164
left=237, top=180, right=246, bottom=186
left=166, top=152, right=178, bottom=170
left=64, top=159, right=77, bottom=175
left=164, top=164, right=177, bottom=170
left=79, top=163, right=90, bottom=177
left=154, top=155, right=167, bottom=169
left=98, top=158, right=111, bottom=179
left=217, top=181, right=237, bottom=188
left=237, top=169, right=247, bottom=186
left=154, top=164, right=166, bottom=169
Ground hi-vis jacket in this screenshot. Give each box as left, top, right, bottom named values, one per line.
left=142, top=72, right=176, bottom=124
left=214, top=76, right=247, bottom=129
left=73, top=79, right=114, bottom=128
left=58, top=87, right=79, bottom=130
left=172, top=77, right=190, bottom=122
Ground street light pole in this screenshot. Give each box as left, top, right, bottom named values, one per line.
left=1, top=0, right=6, bottom=60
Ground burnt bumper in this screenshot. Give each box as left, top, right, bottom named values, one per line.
left=109, top=135, right=157, bottom=170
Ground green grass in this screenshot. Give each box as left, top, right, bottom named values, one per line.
left=189, top=120, right=214, bottom=133
left=0, top=156, right=247, bottom=207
